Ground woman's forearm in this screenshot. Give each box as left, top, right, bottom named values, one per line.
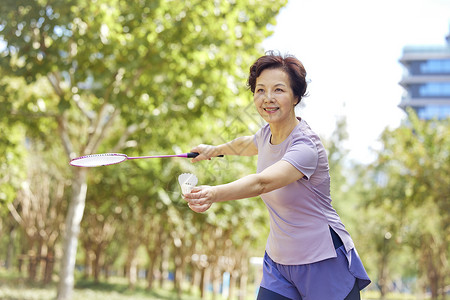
left=210, top=160, right=304, bottom=203
left=185, top=161, right=304, bottom=211
left=213, top=174, right=265, bottom=202
left=216, top=136, right=258, bottom=156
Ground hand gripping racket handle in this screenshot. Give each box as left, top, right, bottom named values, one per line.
left=188, top=152, right=224, bottom=158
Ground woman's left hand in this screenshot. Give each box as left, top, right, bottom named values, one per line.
left=183, top=186, right=216, bottom=213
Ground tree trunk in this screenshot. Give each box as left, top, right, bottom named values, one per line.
left=36, top=239, right=44, bottom=281
left=125, top=234, right=140, bottom=290
left=128, top=257, right=138, bottom=290
left=43, top=247, right=55, bottom=285
left=378, top=251, right=389, bottom=300
left=199, top=267, right=206, bottom=299
left=201, top=267, right=211, bottom=299
left=5, top=223, right=16, bottom=269
left=238, top=255, right=249, bottom=300
left=28, top=250, right=38, bottom=281
left=173, top=240, right=184, bottom=299
left=83, top=243, right=92, bottom=279
left=146, top=253, right=156, bottom=290
left=145, top=231, right=159, bottom=290
left=238, top=273, right=248, bottom=300
left=212, top=266, right=221, bottom=300
left=104, top=265, right=110, bottom=280
left=420, top=234, right=446, bottom=300
left=228, top=272, right=237, bottom=300
left=93, top=245, right=102, bottom=282
left=56, top=169, right=88, bottom=300
left=159, top=242, right=169, bottom=288
left=191, top=267, right=201, bottom=294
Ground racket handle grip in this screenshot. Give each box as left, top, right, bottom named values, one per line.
left=188, top=152, right=224, bottom=158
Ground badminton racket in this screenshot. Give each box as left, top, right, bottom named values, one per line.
left=69, top=152, right=223, bottom=167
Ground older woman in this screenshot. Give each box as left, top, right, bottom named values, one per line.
left=184, top=52, right=371, bottom=300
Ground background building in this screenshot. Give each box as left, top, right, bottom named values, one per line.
left=399, top=28, right=450, bottom=120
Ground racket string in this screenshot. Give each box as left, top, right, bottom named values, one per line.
left=71, top=154, right=127, bottom=167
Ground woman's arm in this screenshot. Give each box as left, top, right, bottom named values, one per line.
left=184, top=160, right=304, bottom=212
left=190, top=136, right=257, bottom=162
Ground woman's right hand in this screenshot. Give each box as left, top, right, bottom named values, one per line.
left=190, top=136, right=257, bottom=163
left=190, top=144, right=220, bottom=163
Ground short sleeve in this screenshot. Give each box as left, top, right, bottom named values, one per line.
left=253, top=125, right=267, bottom=151
left=282, top=136, right=318, bottom=180
left=253, top=130, right=260, bottom=149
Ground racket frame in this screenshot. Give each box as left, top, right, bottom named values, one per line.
left=69, top=152, right=202, bottom=167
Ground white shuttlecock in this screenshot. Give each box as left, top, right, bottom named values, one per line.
left=178, top=173, right=198, bottom=195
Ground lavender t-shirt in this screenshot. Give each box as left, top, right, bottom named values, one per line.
left=254, top=118, right=355, bottom=265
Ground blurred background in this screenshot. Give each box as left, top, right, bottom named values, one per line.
left=0, top=0, right=449, bottom=300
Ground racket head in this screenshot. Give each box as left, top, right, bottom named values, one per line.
left=69, top=153, right=128, bottom=167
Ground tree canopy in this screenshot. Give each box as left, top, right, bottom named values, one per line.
left=0, top=0, right=287, bottom=299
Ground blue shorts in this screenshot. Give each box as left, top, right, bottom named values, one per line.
left=258, top=229, right=371, bottom=300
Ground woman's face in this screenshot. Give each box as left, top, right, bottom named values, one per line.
left=253, top=68, right=298, bottom=125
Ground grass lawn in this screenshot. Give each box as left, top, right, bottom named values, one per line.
left=0, top=278, right=222, bottom=300
left=0, top=269, right=436, bottom=300
left=0, top=269, right=253, bottom=300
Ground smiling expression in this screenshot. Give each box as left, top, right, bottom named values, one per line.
left=254, top=68, right=298, bottom=125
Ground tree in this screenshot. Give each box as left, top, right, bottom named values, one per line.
left=7, top=140, right=68, bottom=283
left=0, top=76, right=28, bottom=261
left=0, top=0, right=287, bottom=298
left=359, top=110, right=449, bottom=299
left=0, top=125, right=27, bottom=270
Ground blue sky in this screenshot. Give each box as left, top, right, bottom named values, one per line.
left=263, top=0, right=450, bottom=163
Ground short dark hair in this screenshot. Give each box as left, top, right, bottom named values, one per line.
left=247, top=51, right=308, bottom=104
